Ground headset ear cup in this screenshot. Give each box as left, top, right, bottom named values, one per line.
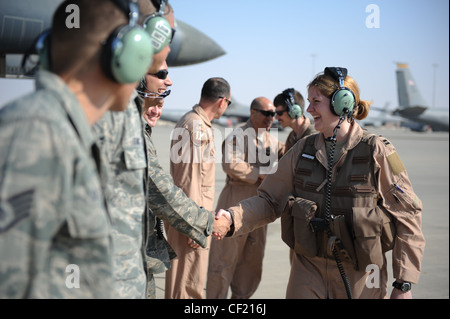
left=331, top=88, right=356, bottom=116
left=144, top=15, right=172, bottom=54
left=100, top=27, right=118, bottom=82
left=102, top=25, right=154, bottom=83
left=288, top=104, right=302, bottom=119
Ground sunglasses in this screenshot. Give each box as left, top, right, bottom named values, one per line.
left=275, top=110, right=287, bottom=116
left=253, top=108, right=275, bottom=117
left=219, top=96, right=232, bottom=106
left=149, top=69, right=169, bottom=80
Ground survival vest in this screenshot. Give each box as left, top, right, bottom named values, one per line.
left=282, top=131, right=395, bottom=270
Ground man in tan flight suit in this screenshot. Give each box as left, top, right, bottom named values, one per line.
left=207, top=97, right=284, bottom=299
left=165, top=77, right=232, bottom=299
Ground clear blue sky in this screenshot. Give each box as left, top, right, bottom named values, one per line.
left=1, top=0, right=449, bottom=114
left=166, top=0, right=449, bottom=111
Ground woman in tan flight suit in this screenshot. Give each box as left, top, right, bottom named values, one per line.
left=215, top=67, right=425, bottom=299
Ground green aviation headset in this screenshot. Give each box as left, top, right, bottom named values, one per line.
left=142, top=0, right=173, bottom=54
left=283, top=88, right=303, bottom=119
left=324, top=67, right=356, bottom=117
left=36, top=0, right=155, bottom=84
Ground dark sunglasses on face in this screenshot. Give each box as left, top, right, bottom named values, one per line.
left=219, top=96, right=232, bottom=106
left=275, top=110, right=287, bottom=116
left=253, top=108, right=275, bottom=117
left=149, top=69, right=169, bottom=80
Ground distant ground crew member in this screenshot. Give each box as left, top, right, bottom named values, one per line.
left=165, top=77, right=232, bottom=299
left=213, top=67, right=425, bottom=299
left=207, top=97, right=284, bottom=299
left=274, top=88, right=316, bottom=155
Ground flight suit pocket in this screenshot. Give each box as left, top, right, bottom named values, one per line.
left=352, top=207, right=383, bottom=269
left=201, top=185, right=214, bottom=209
left=387, top=179, right=421, bottom=213
left=67, top=209, right=110, bottom=239
left=380, top=208, right=396, bottom=253
left=288, top=197, right=318, bottom=258
left=281, top=196, right=296, bottom=249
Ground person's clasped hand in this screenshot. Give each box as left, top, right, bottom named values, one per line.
left=212, top=209, right=232, bottom=240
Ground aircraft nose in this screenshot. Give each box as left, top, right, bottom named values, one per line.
left=167, top=19, right=226, bottom=67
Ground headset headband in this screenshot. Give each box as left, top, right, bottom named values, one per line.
left=282, top=88, right=295, bottom=107
left=159, top=0, right=167, bottom=14
left=128, top=0, right=139, bottom=26
left=324, top=67, right=348, bottom=88
left=324, top=67, right=355, bottom=118
left=110, top=0, right=139, bottom=24
left=150, top=0, right=167, bottom=12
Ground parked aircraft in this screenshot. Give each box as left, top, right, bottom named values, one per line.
left=391, top=63, right=449, bottom=132
left=357, top=102, right=403, bottom=128
left=0, top=0, right=225, bottom=77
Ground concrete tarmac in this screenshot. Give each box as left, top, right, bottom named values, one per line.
left=151, top=121, right=449, bottom=299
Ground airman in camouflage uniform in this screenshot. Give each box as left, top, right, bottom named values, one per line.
left=0, top=0, right=152, bottom=298
left=90, top=0, right=215, bottom=298
left=93, top=93, right=148, bottom=298
left=93, top=92, right=215, bottom=299
left=143, top=120, right=214, bottom=298
left=0, top=70, right=113, bottom=298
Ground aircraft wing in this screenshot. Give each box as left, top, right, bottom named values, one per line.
left=394, top=106, right=427, bottom=116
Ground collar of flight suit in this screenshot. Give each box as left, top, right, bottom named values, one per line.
left=192, top=104, right=212, bottom=128
left=35, top=70, right=96, bottom=151
left=246, top=119, right=271, bottom=145
left=313, top=121, right=366, bottom=168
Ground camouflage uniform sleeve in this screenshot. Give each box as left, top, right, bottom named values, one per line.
left=373, top=137, right=425, bottom=284
left=0, top=119, right=68, bottom=297
left=144, top=132, right=213, bottom=248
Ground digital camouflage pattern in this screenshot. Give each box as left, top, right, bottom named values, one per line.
left=92, top=94, right=215, bottom=299
left=0, top=70, right=113, bottom=298
left=93, top=95, right=148, bottom=299
left=144, top=124, right=213, bottom=248
left=143, top=123, right=214, bottom=298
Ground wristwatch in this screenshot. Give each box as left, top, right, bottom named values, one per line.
left=392, top=281, right=412, bottom=292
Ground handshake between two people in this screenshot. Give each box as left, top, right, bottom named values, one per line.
left=212, top=209, right=233, bottom=240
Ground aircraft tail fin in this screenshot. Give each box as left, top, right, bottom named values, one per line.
left=395, top=63, right=428, bottom=109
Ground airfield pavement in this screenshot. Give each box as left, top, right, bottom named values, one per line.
left=150, top=121, right=449, bottom=299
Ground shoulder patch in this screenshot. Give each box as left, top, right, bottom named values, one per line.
left=387, top=151, right=405, bottom=175
left=381, top=138, right=391, bottom=146
left=0, top=189, right=34, bottom=233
